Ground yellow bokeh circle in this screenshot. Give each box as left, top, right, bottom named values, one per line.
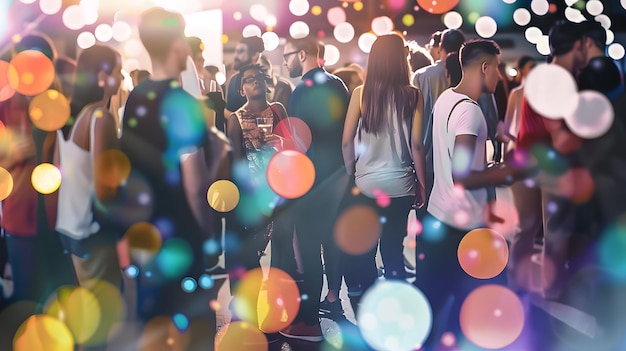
left=13, top=314, right=74, bottom=351
left=207, top=180, right=240, bottom=212
left=46, top=286, right=101, bottom=344
left=31, top=163, right=62, bottom=194
left=29, top=89, right=70, bottom=131
left=0, top=167, right=13, bottom=200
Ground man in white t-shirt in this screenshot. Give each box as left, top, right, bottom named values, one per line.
left=416, top=39, right=532, bottom=349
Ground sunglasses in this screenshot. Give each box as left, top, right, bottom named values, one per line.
left=242, top=74, right=270, bottom=85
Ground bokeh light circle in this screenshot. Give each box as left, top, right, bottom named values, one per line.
left=334, top=22, right=355, bottom=43
left=334, top=205, right=381, bottom=255
left=123, top=222, right=163, bottom=264
left=323, top=44, right=340, bottom=66
left=94, top=24, right=113, bottom=42
left=530, top=0, right=549, bottom=16
left=565, top=7, right=586, bottom=23
left=207, top=179, right=240, bottom=212
left=416, top=0, right=460, bottom=14
left=242, top=25, right=262, bottom=38
left=536, top=35, right=551, bottom=56
left=233, top=267, right=300, bottom=332
left=215, top=321, right=267, bottom=351
left=289, top=0, right=310, bottom=17
left=9, top=50, right=55, bottom=96
left=77, top=31, right=96, bottom=50
left=595, top=14, right=611, bottom=29
left=13, top=315, right=74, bottom=351
left=0, top=167, right=13, bottom=201
left=460, top=285, right=524, bottom=349
left=358, top=280, right=432, bottom=351
left=524, top=64, right=579, bottom=119
left=524, top=27, right=543, bottom=44
left=358, top=32, right=377, bottom=53
left=605, top=29, right=614, bottom=46
left=0, top=60, right=16, bottom=101
left=475, top=16, right=497, bottom=38
left=39, top=0, right=62, bottom=15
left=273, top=117, right=312, bottom=152
left=261, top=31, right=279, bottom=51
left=513, top=8, right=531, bottom=26
left=289, top=21, right=310, bottom=39
left=402, top=14, right=415, bottom=27
left=249, top=4, right=268, bottom=22
left=457, top=228, right=509, bottom=279
left=564, top=90, right=614, bottom=139
left=266, top=150, right=315, bottom=199
left=31, top=163, right=61, bottom=194
left=62, top=5, right=85, bottom=30
left=443, top=11, right=463, bottom=30
left=112, top=21, right=132, bottom=42
left=46, top=286, right=101, bottom=344
left=94, top=149, right=131, bottom=189
left=371, top=16, right=394, bottom=36
left=327, top=7, right=347, bottom=26
left=608, top=43, right=625, bottom=60
left=28, top=90, right=70, bottom=131
left=140, top=316, right=191, bottom=350
left=586, top=0, right=604, bottom=16
left=155, top=238, right=193, bottom=279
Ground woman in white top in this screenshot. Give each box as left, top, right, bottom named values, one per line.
left=56, top=45, right=123, bottom=350
left=342, top=33, right=427, bottom=283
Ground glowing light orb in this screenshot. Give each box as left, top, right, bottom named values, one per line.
left=289, top=21, right=310, bottom=39
left=371, top=16, right=394, bottom=36
left=46, top=286, right=101, bottom=344
left=77, top=32, right=96, bottom=50
left=39, top=0, right=62, bottom=15
left=0, top=60, right=16, bottom=101
left=324, top=44, right=340, bottom=66
left=565, top=90, right=614, bottom=139
left=62, top=5, right=85, bottom=30
left=513, top=8, right=531, bottom=26
left=458, top=228, right=509, bottom=279
left=266, top=150, right=315, bottom=199
left=261, top=31, right=279, bottom=51
left=460, top=285, right=524, bottom=349
left=416, top=0, right=460, bottom=14
left=273, top=117, right=312, bottom=153
left=443, top=11, right=463, bottom=29
left=334, top=22, right=355, bottom=43
left=334, top=205, right=381, bottom=255
left=95, top=24, right=113, bottom=42
left=327, top=7, right=347, bottom=26
left=586, top=0, right=603, bottom=16
left=13, top=315, right=74, bottom=351
left=207, top=179, right=240, bottom=212
left=242, top=25, right=262, bottom=38
left=475, top=16, right=497, bottom=39
left=28, top=90, right=70, bottom=131
left=9, top=50, right=55, bottom=96
left=249, top=4, right=268, bottom=22
left=0, top=167, right=13, bottom=201
left=358, top=281, right=432, bottom=351
left=289, top=0, right=310, bottom=17
left=608, top=43, right=625, bottom=60
left=524, top=64, right=578, bottom=119
left=215, top=321, right=267, bottom=351
left=112, top=21, right=132, bottom=42
left=358, top=32, right=377, bottom=53
left=31, top=163, right=61, bottom=194
left=530, top=0, right=549, bottom=16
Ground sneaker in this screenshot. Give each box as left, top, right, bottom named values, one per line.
left=279, top=321, right=324, bottom=342
left=319, top=297, right=345, bottom=320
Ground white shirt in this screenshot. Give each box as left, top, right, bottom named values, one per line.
left=427, top=88, right=488, bottom=230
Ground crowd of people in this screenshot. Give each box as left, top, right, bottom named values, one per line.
left=0, top=5, right=625, bottom=351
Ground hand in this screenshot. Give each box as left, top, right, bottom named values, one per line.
left=264, top=134, right=284, bottom=150
left=496, top=121, right=512, bottom=143
left=414, top=183, right=426, bottom=209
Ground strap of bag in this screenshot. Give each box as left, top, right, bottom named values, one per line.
left=445, top=98, right=479, bottom=160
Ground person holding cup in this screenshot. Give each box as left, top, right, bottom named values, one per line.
left=224, top=63, right=287, bottom=325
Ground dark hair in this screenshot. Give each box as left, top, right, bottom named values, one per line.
left=240, top=36, right=265, bottom=55
left=71, top=45, right=120, bottom=119
left=138, top=7, right=186, bottom=59
left=410, top=47, right=433, bottom=72
left=429, top=31, right=442, bottom=47
left=549, top=20, right=586, bottom=56
left=362, top=33, right=418, bottom=135
left=579, top=56, right=623, bottom=100
left=238, top=63, right=268, bottom=89
left=441, top=29, right=466, bottom=54
left=186, top=36, right=204, bottom=57
left=287, top=36, right=319, bottom=58
left=582, top=20, right=607, bottom=51
left=131, top=69, right=151, bottom=84
left=15, top=33, right=57, bottom=61
left=445, top=52, right=462, bottom=86
left=460, top=39, right=501, bottom=67
left=517, top=55, right=536, bottom=70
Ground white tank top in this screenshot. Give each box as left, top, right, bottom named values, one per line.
left=56, top=109, right=101, bottom=239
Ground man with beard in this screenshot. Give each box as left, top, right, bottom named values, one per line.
left=224, top=36, right=265, bottom=118
left=273, top=36, right=349, bottom=342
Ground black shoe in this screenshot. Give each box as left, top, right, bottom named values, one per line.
left=319, top=297, right=345, bottom=320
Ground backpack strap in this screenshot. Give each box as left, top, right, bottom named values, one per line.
left=445, top=98, right=479, bottom=160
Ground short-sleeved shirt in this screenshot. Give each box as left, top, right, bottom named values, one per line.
left=412, top=61, right=448, bottom=139
left=225, top=72, right=246, bottom=112
left=428, top=89, right=488, bottom=230
left=288, top=67, right=349, bottom=187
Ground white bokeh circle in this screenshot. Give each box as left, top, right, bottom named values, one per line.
left=530, top=0, right=549, bottom=16
left=242, top=24, right=262, bottom=38
left=565, top=91, right=614, bottom=139
left=77, top=31, right=96, bottom=50
left=95, top=24, right=113, bottom=42
left=371, top=16, right=394, bottom=36
left=358, top=32, right=377, bottom=53
left=444, top=11, right=463, bottom=30
left=475, top=16, right=497, bottom=38
left=62, top=5, right=85, bottom=30
left=324, top=44, right=340, bottom=66
left=608, top=43, right=625, bottom=60
left=334, top=22, right=355, bottom=43
left=289, top=0, right=309, bottom=17
left=261, top=32, right=280, bottom=51
left=289, top=21, right=310, bottom=39
left=525, top=64, right=579, bottom=119
left=513, top=8, right=531, bottom=26
left=525, top=27, right=543, bottom=44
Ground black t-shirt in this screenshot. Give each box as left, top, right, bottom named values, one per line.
left=120, top=79, right=208, bottom=250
